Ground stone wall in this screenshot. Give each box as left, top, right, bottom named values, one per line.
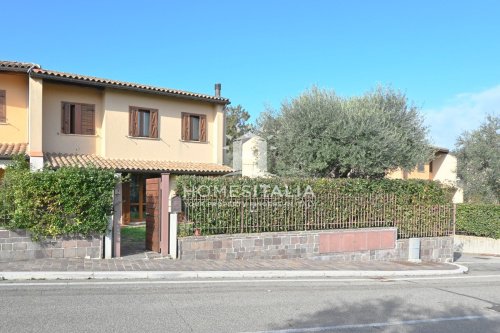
left=0, top=228, right=102, bottom=262
left=178, top=228, right=453, bottom=262
left=454, top=235, right=500, bottom=256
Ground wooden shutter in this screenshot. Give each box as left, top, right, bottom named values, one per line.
left=61, top=102, right=71, bottom=134
left=200, top=115, right=207, bottom=142
left=181, top=113, right=190, bottom=141
left=81, top=104, right=95, bottom=135
left=74, top=104, right=82, bottom=134
left=129, top=107, right=138, bottom=136
left=149, top=109, right=158, bottom=138
left=0, top=90, right=5, bottom=123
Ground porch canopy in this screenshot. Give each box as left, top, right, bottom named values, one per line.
left=44, top=152, right=233, bottom=175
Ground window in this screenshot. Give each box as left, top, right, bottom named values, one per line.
left=417, top=163, right=425, bottom=173
left=61, top=102, right=95, bottom=135
left=129, top=106, right=158, bottom=138
left=0, top=90, right=6, bottom=123
left=181, top=113, right=207, bottom=142
left=429, top=161, right=433, bottom=173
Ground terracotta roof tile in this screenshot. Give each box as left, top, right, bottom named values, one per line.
left=0, top=61, right=40, bottom=72
left=44, top=153, right=233, bottom=174
left=31, top=68, right=230, bottom=104
left=0, top=143, right=28, bottom=158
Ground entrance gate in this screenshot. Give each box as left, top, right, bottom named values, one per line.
left=146, top=178, right=161, bottom=252
left=113, top=173, right=170, bottom=257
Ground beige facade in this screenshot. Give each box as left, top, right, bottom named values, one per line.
left=386, top=150, right=463, bottom=203
left=42, top=82, right=104, bottom=155
left=0, top=62, right=228, bottom=167
left=102, top=88, right=222, bottom=163
left=0, top=73, right=28, bottom=144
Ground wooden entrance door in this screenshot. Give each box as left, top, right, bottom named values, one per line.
left=145, top=178, right=161, bottom=252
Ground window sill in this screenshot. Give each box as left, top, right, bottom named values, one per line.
left=180, top=139, right=209, bottom=144
left=0, top=122, right=9, bottom=125
left=59, top=133, right=97, bottom=137
left=126, top=135, right=160, bottom=141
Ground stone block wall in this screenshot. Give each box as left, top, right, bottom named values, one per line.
left=178, top=228, right=453, bottom=262
left=0, top=228, right=102, bottom=262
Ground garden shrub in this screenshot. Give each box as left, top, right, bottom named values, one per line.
left=0, top=156, right=117, bottom=239
left=456, top=204, right=500, bottom=239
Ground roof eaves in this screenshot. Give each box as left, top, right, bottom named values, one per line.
left=31, top=70, right=230, bottom=105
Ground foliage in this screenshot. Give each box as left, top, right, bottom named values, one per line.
left=121, top=225, right=146, bottom=243
left=455, top=115, right=500, bottom=204
left=456, top=204, right=500, bottom=239
left=175, top=175, right=452, bottom=204
left=174, top=175, right=454, bottom=238
left=256, top=86, right=431, bottom=178
left=0, top=155, right=117, bottom=239
left=224, top=104, right=252, bottom=165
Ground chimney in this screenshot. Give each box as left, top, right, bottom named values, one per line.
left=215, top=83, right=221, bottom=97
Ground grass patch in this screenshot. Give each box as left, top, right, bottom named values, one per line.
left=121, top=225, right=145, bottom=243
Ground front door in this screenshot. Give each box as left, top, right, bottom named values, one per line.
left=145, top=178, right=161, bottom=252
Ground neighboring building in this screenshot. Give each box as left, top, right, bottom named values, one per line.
left=386, top=147, right=463, bottom=203
left=232, top=133, right=270, bottom=178
left=0, top=60, right=232, bottom=223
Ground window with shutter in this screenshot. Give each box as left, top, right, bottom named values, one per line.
left=61, top=102, right=95, bottom=135
left=129, top=106, right=158, bottom=138
left=181, top=113, right=207, bottom=142
left=0, top=90, right=6, bottom=123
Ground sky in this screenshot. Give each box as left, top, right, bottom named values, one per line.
left=2, top=0, right=499, bottom=149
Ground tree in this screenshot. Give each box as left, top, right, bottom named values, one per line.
left=224, top=105, right=252, bottom=165
left=455, top=115, right=500, bottom=204
left=256, top=86, right=431, bottom=178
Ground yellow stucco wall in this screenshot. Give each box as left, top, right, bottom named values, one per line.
left=0, top=73, right=28, bottom=143
left=42, top=82, right=103, bottom=154
left=102, top=88, right=219, bottom=163
left=386, top=164, right=431, bottom=180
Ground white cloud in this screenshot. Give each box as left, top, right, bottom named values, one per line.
left=423, top=85, right=500, bottom=149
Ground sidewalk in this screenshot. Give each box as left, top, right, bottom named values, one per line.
left=0, top=256, right=468, bottom=280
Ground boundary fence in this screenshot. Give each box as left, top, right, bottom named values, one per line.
left=179, top=194, right=454, bottom=239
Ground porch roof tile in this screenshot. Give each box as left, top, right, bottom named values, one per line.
left=44, top=152, right=233, bottom=174
left=0, top=143, right=28, bottom=158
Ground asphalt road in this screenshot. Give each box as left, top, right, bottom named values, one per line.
left=1, top=254, right=499, bottom=333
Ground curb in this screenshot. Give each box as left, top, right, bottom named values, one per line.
left=0, top=263, right=468, bottom=281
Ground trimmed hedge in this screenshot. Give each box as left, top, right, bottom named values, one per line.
left=175, top=176, right=455, bottom=238
left=456, top=204, right=500, bottom=239
left=175, top=175, right=453, bottom=204
left=0, top=156, right=117, bottom=239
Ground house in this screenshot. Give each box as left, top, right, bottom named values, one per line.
left=386, top=147, right=463, bottom=203
left=0, top=60, right=232, bottom=224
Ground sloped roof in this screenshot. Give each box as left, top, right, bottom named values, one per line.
left=44, top=153, right=233, bottom=174
left=0, top=143, right=28, bottom=158
left=0, top=60, right=229, bottom=104
left=0, top=61, right=40, bottom=72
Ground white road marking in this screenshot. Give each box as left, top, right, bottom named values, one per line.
left=0, top=274, right=498, bottom=287
left=241, top=314, right=500, bottom=333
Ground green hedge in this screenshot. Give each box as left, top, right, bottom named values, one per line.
left=0, top=156, right=117, bottom=239
left=175, top=175, right=453, bottom=204
left=174, top=176, right=455, bottom=238
left=456, top=204, right=500, bottom=239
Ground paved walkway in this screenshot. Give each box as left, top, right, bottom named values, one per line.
left=0, top=257, right=456, bottom=272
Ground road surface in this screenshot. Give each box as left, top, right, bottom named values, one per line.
left=1, top=254, right=499, bottom=333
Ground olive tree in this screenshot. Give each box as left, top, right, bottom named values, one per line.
left=257, top=86, right=431, bottom=178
